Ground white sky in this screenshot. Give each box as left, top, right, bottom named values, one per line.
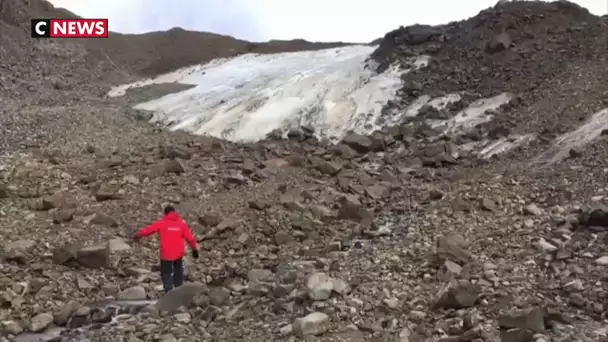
left=48, top=0, right=607, bottom=42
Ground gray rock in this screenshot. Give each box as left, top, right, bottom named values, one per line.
left=29, top=312, right=54, bottom=332
left=523, top=204, right=542, bottom=216
left=208, top=287, right=230, bottom=306
left=5, top=239, right=36, bottom=253
left=52, top=209, right=73, bottom=224
left=292, top=312, right=330, bottom=337
left=499, top=328, right=535, bottom=342
left=118, top=286, right=147, bottom=300
left=1, top=320, right=22, bottom=335
left=434, top=280, right=480, bottom=309
left=88, top=212, right=119, bottom=227
left=341, top=132, right=373, bottom=153
left=54, top=300, right=80, bottom=326
left=486, top=32, right=512, bottom=53
left=307, top=272, right=334, bottom=301
left=437, top=260, right=463, bottom=281
left=436, top=233, right=471, bottom=266
left=164, top=159, right=185, bottom=174
left=76, top=244, right=110, bottom=269
left=247, top=269, right=274, bottom=283
left=156, top=282, right=206, bottom=313
left=108, top=238, right=131, bottom=252
left=499, top=307, right=545, bottom=333
left=52, top=242, right=81, bottom=265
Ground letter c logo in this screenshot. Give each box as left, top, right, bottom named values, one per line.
left=35, top=21, right=47, bottom=35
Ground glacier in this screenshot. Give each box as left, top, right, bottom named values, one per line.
left=108, top=44, right=541, bottom=159
left=108, top=45, right=423, bottom=142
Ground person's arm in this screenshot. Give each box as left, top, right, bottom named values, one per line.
left=135, top=221, right=161, bottom=239
left=181, top=224, right=198, bottom=250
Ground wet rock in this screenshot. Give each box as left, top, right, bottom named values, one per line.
left=292, top=312, right=330, bottom=337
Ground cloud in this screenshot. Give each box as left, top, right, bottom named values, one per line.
left=48, top=0, right=263, bottom=40
left=48, top=0, right=607, bottom=42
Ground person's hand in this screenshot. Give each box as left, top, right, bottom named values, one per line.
left=191, top=249, right=199, bottom=259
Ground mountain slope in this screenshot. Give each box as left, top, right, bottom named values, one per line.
left=1, top=1, right=608, bottom=342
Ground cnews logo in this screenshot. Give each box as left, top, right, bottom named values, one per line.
left=31, top=19, right=108, bottom=38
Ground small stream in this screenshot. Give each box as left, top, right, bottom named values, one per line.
left=11, top=300, right=157, bottom=342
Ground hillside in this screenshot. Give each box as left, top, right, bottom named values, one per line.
left=1, top=1, right=608, bottom=342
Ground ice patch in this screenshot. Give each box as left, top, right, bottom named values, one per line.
left=404, top=92, right=512, bottom=136
left=405, top=94, right=462, bottom=118
left=534, top=108, right=608, bottom=164
left=476, top=134, right=536, bottom=159
left=430, top=93, right=512, bottom=135
left=109, top=46, right=429, bottom=143
left=403, top=92, right=530, bottom=157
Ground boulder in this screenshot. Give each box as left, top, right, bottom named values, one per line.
left=292, top=312, right=330, bottom=337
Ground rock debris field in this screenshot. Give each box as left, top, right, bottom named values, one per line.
left=1, top=0, right=608, bottom=341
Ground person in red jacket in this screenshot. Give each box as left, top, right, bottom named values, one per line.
left=134, top=205, right=199, bottom=293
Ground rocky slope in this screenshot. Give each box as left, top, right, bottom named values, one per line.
left=2, top=1, right=608, bottom=342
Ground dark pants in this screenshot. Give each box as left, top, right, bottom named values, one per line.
left=160, top=258, right=184, bottom=293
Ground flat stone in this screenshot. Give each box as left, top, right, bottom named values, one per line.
left=156, top=282, right=206, bottom=314
left=29, top=312, right=54, bottom=332
left=118, top=286, right=147, bottom=300
left=292, top=312, right=330, bottom=337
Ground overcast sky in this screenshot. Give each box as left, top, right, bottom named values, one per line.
left=48, top=0, right=607, bottom=43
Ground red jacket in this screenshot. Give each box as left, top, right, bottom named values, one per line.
left=135, top=212, right=198, bottom=261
